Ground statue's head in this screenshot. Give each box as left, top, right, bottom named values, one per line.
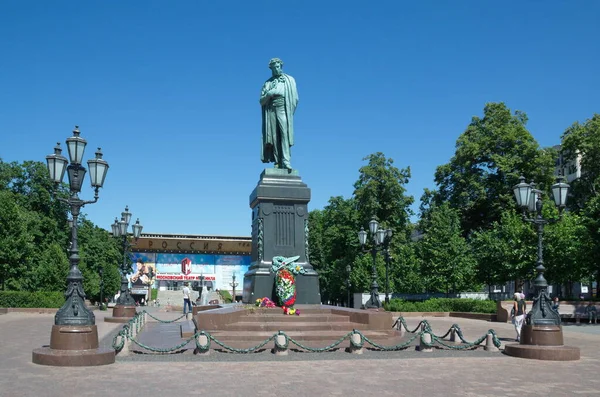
left=269, top=58, right=283, bottom=77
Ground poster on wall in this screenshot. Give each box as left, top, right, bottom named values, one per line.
left=131, top=252, right=250, bottom=289
left=214, top=255, right=251, bottom=291
left=129, top=253, right=157, bottom=291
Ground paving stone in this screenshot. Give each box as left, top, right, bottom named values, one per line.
left=1, top=308, right=600, bottom=396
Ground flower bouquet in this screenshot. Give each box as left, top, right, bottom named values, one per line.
left=255, top=297, right=276, bottom=308
left=271, top=256, right=305, bottom=315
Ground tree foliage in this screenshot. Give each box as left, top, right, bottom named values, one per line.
left=0, top=159, right=121, bottom=301
left=309, top=153, right=416, bottom=304
left=417, top=202, right=477, bottom=294
left=433, top=102, right=555, bottom=234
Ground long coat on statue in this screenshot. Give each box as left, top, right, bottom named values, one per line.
left=260, top=73, right=299, bottom=164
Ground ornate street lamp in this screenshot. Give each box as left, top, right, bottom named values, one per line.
left=33, top=126, right=113, bottom=366
left=505, top=175, right=580, bottom=360
left=45, top=127, right=108, bottom=325
left=109, top=207, right=143, bottom=320
left=99, top=267, right=104, bottom=309
left=383, top=228, right=393, bottom=304
left=346, top=265, right=352, bottom=308
left=230, top=275, right=239, bottom=303
left=358, top=217, right=393, bottom=309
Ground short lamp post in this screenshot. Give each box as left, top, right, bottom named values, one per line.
left=33, top=126, right=113, bottom=366
left=346, top=265, right=352, bottom=308
left=110, top=206, right=143, bottom=317
left=358, top=217, right=393, bottom=309
left=99, top=267, right=104, bottom=309
left=198, top=274, right=205, bottom=304
left=504, top=175, right=580, bottom=360
left=230, top=275, right=239, bottom=303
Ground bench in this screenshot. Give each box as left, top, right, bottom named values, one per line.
left=496, top=300, right=599, bottom=324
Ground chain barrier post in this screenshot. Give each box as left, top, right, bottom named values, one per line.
left=450, top=327, right=457, bottom=343
left=395, top=318, right=404, bottom=336
left=195, top=332, right=210, bottom=356
left=346, top=330, right=363, bottom=354
left=272, top=331, right=289, bottom=355
left=419, top=332, right=433, bottom=352
left=484, top=332, right=499, bottom=352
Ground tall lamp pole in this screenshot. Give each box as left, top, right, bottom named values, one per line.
left=504, top=175, right=580, bottom=361
left=346, top=265, right=352, bottom=308
left=230, top=275, right=239, bottom=303
left=109, top=207, right=143, bottom=319
left=99, top=267, right=104, bottom=309
left=33, top=126, right=113, bottom=366
left=358, top=217, right=393, bottom=309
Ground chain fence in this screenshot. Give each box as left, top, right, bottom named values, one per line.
left=112, top=312, right=502, bottom=355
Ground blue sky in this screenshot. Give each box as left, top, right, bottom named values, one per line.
left=1, top=1, right=599, bottom=237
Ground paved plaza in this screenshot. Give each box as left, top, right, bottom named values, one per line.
left=1, top=309, right=599, bottom=397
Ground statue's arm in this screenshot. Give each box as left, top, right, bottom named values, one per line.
left=259, top=81, right=273, bottom=106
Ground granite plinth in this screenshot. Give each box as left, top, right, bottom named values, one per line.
left=32, top=324, right=115, bottom=366
left=504, top=344, right=580, bottom=361
left=32, top=346, right=115, bottom=366
left=105, top=305, right=136, bottom=322
left=243, top=169, right=320, bottom=304
left=504, top=324, right=580, bottom=361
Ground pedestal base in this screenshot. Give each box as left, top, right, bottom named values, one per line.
left=520, top=324, right=563, bottom=345
left=504, top=325, right=580, bottom=361
left=105, top=305, right=136, bottom=322
left=32, top=325, right=115, bottom=366
left=243, top=271, right=320, bottom=304
left=504, top=344, right=580, bottom=361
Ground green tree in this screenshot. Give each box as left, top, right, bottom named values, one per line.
left=544, top=211, right=589, bottom=297
left=433, top=102, right=556, bottom=234
left=353, top=152, right=414, bottom=231
left=417, top=202, right=477, bottom=294
left=77, top=219, right=122, bottom=302
left=561, top=114, right=600, bottom=290
left=470, top=210, right=536, bottom=290
left=0, top=191, right=33, bottom=290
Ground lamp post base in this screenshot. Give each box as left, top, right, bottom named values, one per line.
left=504, top=325, right=580, bottom=361
left=105, top=305, right=137, bottom=323
left=32, top=325, right=115, bottom=366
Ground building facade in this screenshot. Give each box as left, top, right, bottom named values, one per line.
left=128, top=233, right=251, bottom=297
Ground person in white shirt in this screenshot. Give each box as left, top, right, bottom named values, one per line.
left=182, top=283, right=192, bottom=315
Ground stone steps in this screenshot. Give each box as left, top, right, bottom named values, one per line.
left=207, top=329, right=397, bottom=342
left=236, top=313, right=350, bottom=323
left=223, top=321, right=359, bottom=332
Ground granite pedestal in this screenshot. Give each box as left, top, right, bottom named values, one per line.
left=243, top=169, right=320, bottom=304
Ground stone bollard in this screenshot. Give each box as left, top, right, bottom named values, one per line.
left=419, top=332, right=433, bottom=352
left=484, top=333, right=499, bottom=352
left=346, top=332, right=363, bottom=354
left=272, top=334, right=288, bottom=356
left=120, top=335, right=131, bottom=356
left=195, top=333, right=210, bottom=356
left=450, top=328, right=457, bottom=343
left=395, top=320, right=404, bottom=336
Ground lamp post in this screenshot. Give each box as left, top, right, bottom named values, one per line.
left=99, top=267, right=104, bottom=309
left=33, top=126, right=114, bottom=366
left=346, top=265, right=352, bottom=308
left=504, top=175, right=580, bottom=361
left=230, top=275, right=239, bottom=303
left=109, top=207, right=143, bottom=319
left=383, top=229, right=393, bottom=304
left=358, top=217, right=393, bottom=309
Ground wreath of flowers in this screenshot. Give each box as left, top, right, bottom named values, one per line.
left=270, top=256, right=305, bottom=315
